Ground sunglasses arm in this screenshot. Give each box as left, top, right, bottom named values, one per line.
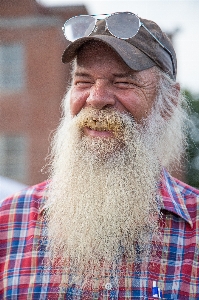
left=141, top=22, right=176, bottom=77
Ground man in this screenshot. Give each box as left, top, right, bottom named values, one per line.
left=1, top=12, right=199, bottom=300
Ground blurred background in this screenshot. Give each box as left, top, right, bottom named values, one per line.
left=0, top=0, right=198, bottom=199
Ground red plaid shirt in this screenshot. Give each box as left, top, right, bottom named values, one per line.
left=1, top=169, right=199, bottom=299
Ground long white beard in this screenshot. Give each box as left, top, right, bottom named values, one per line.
left=44, top=106, right=162, bottom=289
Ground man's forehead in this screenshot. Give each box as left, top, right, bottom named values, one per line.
left=74, top=55, right=158, bottom=85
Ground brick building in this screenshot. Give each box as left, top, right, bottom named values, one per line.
left=0, top=0, right=87, bottom=185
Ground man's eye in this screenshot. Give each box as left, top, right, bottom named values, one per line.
left=114, top=81, right=136, bottom=88
left=75, top=81, right=93, bottom=87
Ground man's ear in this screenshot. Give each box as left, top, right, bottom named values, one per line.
left=162, top=82, right=180, bottom=120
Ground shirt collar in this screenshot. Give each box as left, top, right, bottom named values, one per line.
left=159, top=168, right=193, bottom=228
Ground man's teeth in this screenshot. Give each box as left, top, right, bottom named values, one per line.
left=88, top=126, right=108, bottom=131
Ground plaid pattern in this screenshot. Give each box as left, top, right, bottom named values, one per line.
left=1, top=169, right=199, bottom=300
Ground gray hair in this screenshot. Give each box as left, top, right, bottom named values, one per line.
left=146, top=67, right=189, bottom=172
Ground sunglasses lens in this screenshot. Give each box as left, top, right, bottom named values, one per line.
left=106, top=12, right=140, bottom=39
left=63, top=15, right=95, bottom=42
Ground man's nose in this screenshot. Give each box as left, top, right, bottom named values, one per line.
left=86, top=79, right=116, bottom=109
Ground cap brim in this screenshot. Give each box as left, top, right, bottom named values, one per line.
left=62, top=35, right=156, bottom=71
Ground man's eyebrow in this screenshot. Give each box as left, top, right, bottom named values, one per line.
left=73, top=72, right=139, bottom=79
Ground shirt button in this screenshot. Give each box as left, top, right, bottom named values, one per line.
left=105, top=283, right=112, bottom=290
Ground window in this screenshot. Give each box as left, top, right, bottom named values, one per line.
left=0, top=135, right=27, bottom=182
left=0, top=43, right=25, bottom=92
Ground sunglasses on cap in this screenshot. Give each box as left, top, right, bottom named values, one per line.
left=62, top=12, right=176, bottom=77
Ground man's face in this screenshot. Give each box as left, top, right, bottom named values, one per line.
left=70, top=41, right=158, bottom=139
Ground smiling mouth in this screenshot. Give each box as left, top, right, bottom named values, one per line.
left=83, top=126, right=114, bottom=138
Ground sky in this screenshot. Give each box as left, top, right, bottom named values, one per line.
left=37, top=0, right=199, bottom=94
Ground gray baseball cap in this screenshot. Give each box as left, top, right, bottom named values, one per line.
left=62, top=13, right=177, bottom=80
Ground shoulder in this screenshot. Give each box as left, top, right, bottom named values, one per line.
left=161, top=168, right=199, bottom=198
left=166, top=171, right=199, bottom=198
left=0, top=181, right=48, bottom=220
left=160, top=169, right=199, bottom=225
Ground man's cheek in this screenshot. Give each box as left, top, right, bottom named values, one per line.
left=70, top=89, right=89, bottom=116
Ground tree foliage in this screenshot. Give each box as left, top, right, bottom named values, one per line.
left=184, top=90, right=199, bottom=188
